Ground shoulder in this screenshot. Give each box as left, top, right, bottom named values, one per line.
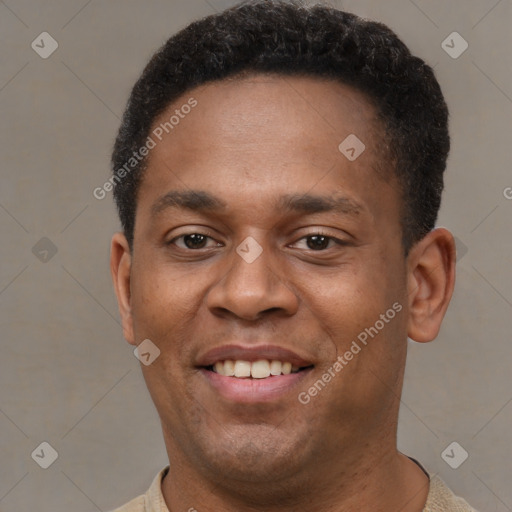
left=107, top=466, right=170, bottom=512
left=109, top=494, right=145, bottom=512
left=424, top=474, right=479, bottom=512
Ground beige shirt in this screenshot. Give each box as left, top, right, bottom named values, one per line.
left=110, top=465, right=478, bottom=512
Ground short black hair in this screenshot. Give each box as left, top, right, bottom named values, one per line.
left=111, top=0, right=449, bottom=255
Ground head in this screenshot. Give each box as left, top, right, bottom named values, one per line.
left=110, top=0, right=455, bottom=498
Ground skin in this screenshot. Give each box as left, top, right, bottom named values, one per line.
left=111, top=74, right=456, bottom=512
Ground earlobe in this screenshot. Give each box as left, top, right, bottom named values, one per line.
left=110, top=232, right=136, bottom=345
left=406, top=228, right=456, bottom=343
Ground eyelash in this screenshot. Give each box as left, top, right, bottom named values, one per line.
left=168, top=230, right=347, bottom=251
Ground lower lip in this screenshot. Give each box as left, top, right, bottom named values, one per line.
left=199, top=368, right=313, bottom=403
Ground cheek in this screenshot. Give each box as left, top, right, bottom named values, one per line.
left=130, top=262, right=201, bottom=336
left=298, top=256, right=400, bottom=332
left=296, top=254, right=407, bottom=388
left=132, top=266, right=201, bottom=416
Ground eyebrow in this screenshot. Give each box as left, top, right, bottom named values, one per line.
left=151, top=190, right=363, bottom=217
left=277, top=193, right=362, bottom=216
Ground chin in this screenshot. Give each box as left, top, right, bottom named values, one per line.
left=195, top=427, right=308, bottom=483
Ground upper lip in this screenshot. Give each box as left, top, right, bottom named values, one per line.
left=196, top=344, right=314, bottom=368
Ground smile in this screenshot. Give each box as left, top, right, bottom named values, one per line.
left=208, top=359, right=312, bottom=378
left=196, top=344, right=315, bottom=402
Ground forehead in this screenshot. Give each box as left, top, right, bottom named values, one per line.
left=151, top=73, right=386, bottom=166
left=136, top=74, right=398, bottom=227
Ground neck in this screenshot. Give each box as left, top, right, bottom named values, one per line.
left=161, top=439, right=429, bottom=512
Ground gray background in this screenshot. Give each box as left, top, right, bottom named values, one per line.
left=1, top=0, right=511, bottom=511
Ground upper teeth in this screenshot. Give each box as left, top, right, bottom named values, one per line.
left=213, top=360, right=300, bottom=378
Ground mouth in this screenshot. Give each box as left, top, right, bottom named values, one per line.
left=204, top=359, right=313, bottom=379
left=196, top=345, right=315, bottom=403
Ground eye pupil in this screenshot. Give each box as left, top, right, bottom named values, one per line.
left=184, top=233, right=207, bottom=249
left=307, top=235, right=329, bottom=250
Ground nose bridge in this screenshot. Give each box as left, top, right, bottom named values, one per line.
left=206, top=236, right=298, bottom=320
left=231, top=238, right=274, bottom=291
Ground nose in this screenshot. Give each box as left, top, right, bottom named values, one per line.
left=206, top=239, right=299, bottom=321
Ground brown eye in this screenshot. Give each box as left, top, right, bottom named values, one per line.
left=306, top=235, right=331, bottom=250
left=292, top=232, right=346, bottom=251
left=182, top=233, right=208, bottom=249
left=169, top=232, right=220, bottom=250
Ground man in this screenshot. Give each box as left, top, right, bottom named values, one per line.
left=109, top=1, right=477, bottom=510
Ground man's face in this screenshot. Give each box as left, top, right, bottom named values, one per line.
left=125, top=75, right=409, bottom=483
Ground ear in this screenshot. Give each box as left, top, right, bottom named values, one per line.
left=406, top=227, right=456, bottom=343
left=110, top=232, right=136, bottom=345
